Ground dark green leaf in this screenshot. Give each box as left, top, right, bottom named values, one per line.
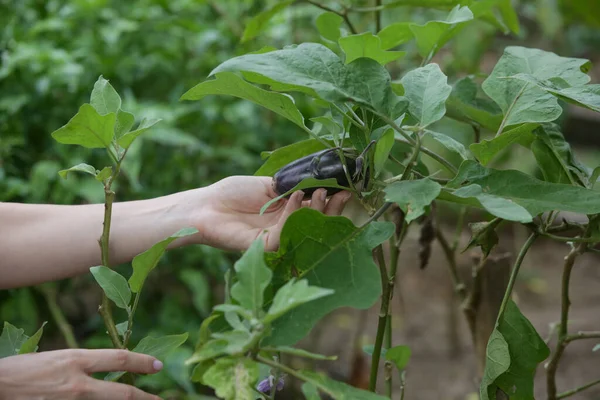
left=445, top=76, right=502, bottom=131
left=90, top=266, right=131, bottom=309
left=316, top=12, right=343, bottom=42
left=374, top=128, right=395, bottom=177
left=203, top=357, right=259, bottom=400
left=0, top=322, right=27, bottom=358
left=230, top=238, right=272, bottom=316
left=51, top=104, right=116, bottom=149
left=241, top=0, right=294, bottom=43
left=339, top=32, right=405, bottom=65
left=58, top=163, right=97, bottom=179
left=469, top=123, right=538, bottom=165
left=129, top=227, right=198, bottom=293
left=18, top=321, right=47, bottom=354
left=384, top=178, right=442, bottom=224
left=480, top=301, right=550, bottom=400
left=385, top=345, right=411, bottom=371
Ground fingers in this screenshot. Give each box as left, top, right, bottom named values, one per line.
left=78, top=349, right=163, bottom=375
left=84, top=378, right=161, bottom=400
left=309, top=189, right=327, bottom=213
left=263, top=190, right=304, bottom=251
left=324, top=191, right=352, bottom=216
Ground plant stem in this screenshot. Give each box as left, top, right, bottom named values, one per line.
left=539, top=232, right=599, bottom=243
left=374, top=0, right=381, bottom=31
left=304, top=0, right=357, bottom=34
left=123, top=291, right=141, bottom=347
left=369, top=244, right=390, bottom=392
left=557, top=378, right=600, bottom=399
left=257, top=356, right=305, bottom=385
left=565, top=331, right=600, bottom=342
left=38, top=283, right=78, bottom=349
left=496, top=233, right=537, bottom=324
left=435, top=226, right=467, bottom=300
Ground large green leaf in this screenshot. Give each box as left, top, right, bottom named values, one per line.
left=0, top=322, right=27, bottom=358
left=445, top=76, right=503, bottom=131
left=241, top=0, right=294, bottom=43
left=409, top=5, right=474, bottom=59
left=263, top=208, right=394, bottom=346
left=384, top=178, right=442, bottom=223
left=482, top=46, right=591, bottom=130
left=209, top=43, right=406, bottom=118
left=90, top=266, right=131, bottom=309
left=264, top=278, right=334, bottom=323
left=90, top=75, right=121, bottom=116
left=480, top=301, right=549, bottom=400
left=339, top=32, right=405, bottom=65
left=51, top=103, right=116, bottom=149
left=129, top=227, right=198, bottom=293
left=255, top=139, right=329, bottom=177
left=446, top=160, right=600, bottom=217
left=203, top=358, right=259, bottom=400
left=400, top=63, right=452, bottom=127
left=295, top=370, right=389, bottom=400
left=230, top=238, right=272, bottom=317
left=181, top=72, right=308, bottom=132
left=469, top=123, right=538, bottom=165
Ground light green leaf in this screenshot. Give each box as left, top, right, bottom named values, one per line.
left=90, top=266, right=131, bottom=309
left=294, top=370, right=389, bottom=400
left=95, top=166, right=112, bottom=182
left=181, top=72, right=308, bottom=132
left=256, top=139, right=330, bottom=177
left=187, top=339, right=230, bottom=365
left=191, top=359, right=215, bottom=384
left=105, top=333, right=189, bottom=382
left=208, top=43, right=407, bottom=118
left=18, top=321, right=47, bottom=354
left=115, top=109, right=135, bottom=139
left=241, top=0, right=294, bottom=43
left=316, top=12, right=343, bottom=42
left=469, top=123, right=538, bottom=165
left=51, top=104, right=115, bottom=149
left=230, top=238, right=272, bottom=316
left=425, top=130, right=471, bottom=160
left=0, top=322, right=27, bottom=358
left=480, top=301, right=549, bottom=400
left=264, top=208, right=394, bottom=346
left=265, top=278, right=334, bottom=323
left=377, top=22, right=413, bottom=50
left=385, top=345, right=411, bottom=371
left=445, top=76, right=503, bottom=131
left=384, top=178, right=442, bottom=223
left=400, top=63, right=452, bottom=127
left=116, top=321, right=128, bottom=339
left=203, top=358, right=259, bottom=400
left=58, top=163, right=97, bottom=179
left=210, top=331, right=254, bottom=354
left=263, top=345, right=337, bottom=360
left=482, top=46, right=591, bottom=130
left=129, top=227, right=198, bottom=293
left=117, top=117, right=161, bottom=149
left=374, top=128, right=395, bottom=177
left=90, top=75, right=121, bottom=116
left=409, top=5, right=474, bottom=59
left=339, top=32, right=405, bottom=65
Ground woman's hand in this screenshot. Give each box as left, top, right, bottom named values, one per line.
left=0, top=349, right=164, bottom=399
left=187, top=176, right=352, bottom=251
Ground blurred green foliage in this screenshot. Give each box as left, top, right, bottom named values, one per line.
left=1, top=0, right=599, bottom=398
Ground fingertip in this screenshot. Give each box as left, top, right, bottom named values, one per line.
left=152, top=359, right=163, bottom=372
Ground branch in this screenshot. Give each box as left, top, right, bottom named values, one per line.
left=557, top=378, right=600, bottom=399
left=565, top=331, right=600, bottom=343
left=369, top=244, right=390, bottom=391
left=304, top=0, right=357, bottom=34
left=435, top=226, right=467, bottom=301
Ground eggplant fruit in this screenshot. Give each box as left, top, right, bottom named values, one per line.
left=272, top=148, right=359, bottom=198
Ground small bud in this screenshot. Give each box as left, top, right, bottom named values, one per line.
left=256, top=375, right=285, bottom=393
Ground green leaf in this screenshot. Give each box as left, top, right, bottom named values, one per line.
left=117, top=117, right=161, bottom=149
left=294, top=370, right=389, bottom=400
left=509, top=73, right=600, bottom=113
left=230, top=238, right=272, bottom=316
left=447, top=160, right=600, bottom=217
left=203, top=358, right=259, bottom=400
left=191, top=359, right=215, bottom=384
left=339, top=32, right=405, bottom=65
left=480, top=301, right=550, bottom=400
left=105, top=333, right=189, bottom=382
left=464, top=220, right=501, bottom=257
left=58, top=163, right=97, bottom=179
left=256, top=139, right=329, bottom=177
left=51, top=103, right=116, bottom=149
left=469, top=123, right=538, bottom=165
left=209, top=43, right=406, bottom=118
left=384, top=178, right=442, bottom=224
left=95, top=166, right=112, bottom=182
left=316, top=12, right=343, bottom=42
left=18, top=321, right=47, bottom=354
left=115, top=109, right=135, bottom=139
left=180, top=269, right=210, bottom=316
left=90, top=266, right=131, bottom=309
left=263, top=345, right=337, bottom=360
left=311, top=115, right=342, bottom=145
left=531, top=126, right=575, bottom=184
left=445, top=76, right=503, bottom=131
left=90, top=75, right=121, bottom=116
left=374, top=128, right=395, bottom=177
left=129, top=227, right=198, bottom=293
left=409, top=5, right=474, bottom=59
left=187, top=339, right=230, bottom=365
left=424, top=130, right=471, bottom=160
left=181, top=72, right=308, bottom=132
left=0, top=322, right=27, bottom=358
left=264, top=208, right=394, bottom=346
left=400, top=63, right=452, bottom=127
left=377, top=22, right=413, bottom=50
left=482, top=46, right=591, bottom=130
left=302, top=382, right=321, bottom=400
left=241, top=0, right=294, bottom=43
left=116, top=321, right=128, bottom=339
left=264, top=278, right=334, bottom=323
left=385, top=345, right=411, bottom=371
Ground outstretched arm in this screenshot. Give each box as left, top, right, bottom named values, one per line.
left=0, top=176, right=351, bottom=290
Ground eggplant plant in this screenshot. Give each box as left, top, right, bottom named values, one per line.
left=3, top=1, right=600, bottom=399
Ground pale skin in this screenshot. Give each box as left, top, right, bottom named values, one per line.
left=0, top=175, right=351, bottom=399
